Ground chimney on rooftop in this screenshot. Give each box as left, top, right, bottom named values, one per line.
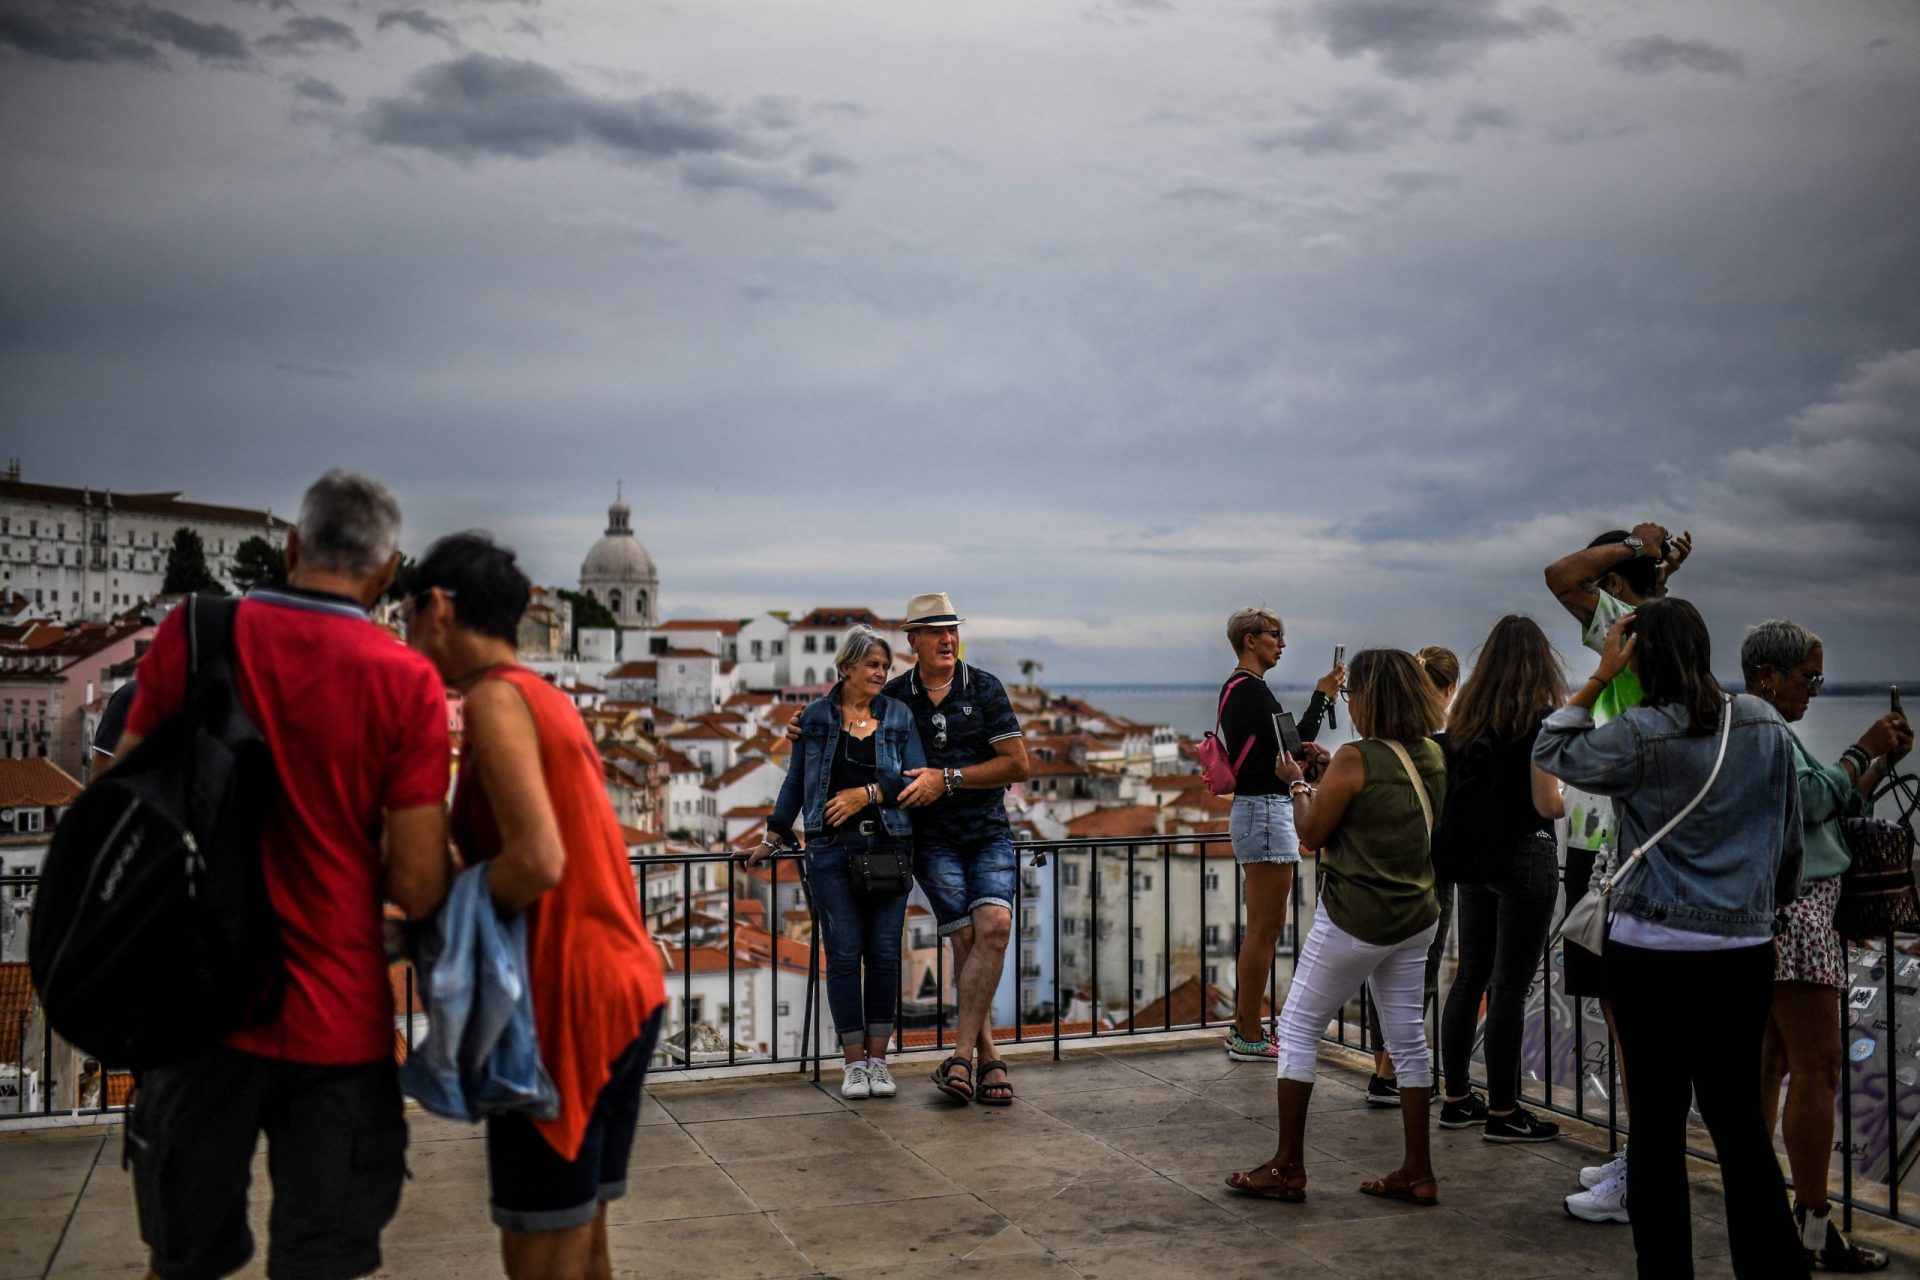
left=3, top=459, right=18, bottom=482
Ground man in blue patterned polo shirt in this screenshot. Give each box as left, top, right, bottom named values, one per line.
left=889, top=593, right=1031, bottom=1106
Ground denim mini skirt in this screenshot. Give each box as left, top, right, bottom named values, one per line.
left=1229, top=793, right=1300, bottom=865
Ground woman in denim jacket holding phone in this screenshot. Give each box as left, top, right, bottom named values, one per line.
left=1534, top=598, right=1804, bottom=1279
left=754, top=625, right=926, bottom=1099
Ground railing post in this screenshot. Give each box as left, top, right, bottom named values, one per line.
left=1052, top=847, right=1062, bottom=1062
left=1125, top=843, right=1136, bottom=1030
left=1090, top=848, right=1101, bottom=1039
left=1886, top=928, right=1898, bottom=1219
left=1840, top=979, right=1854, bottom=1233
left=681, top=860, right=694, bottom=1071
left=1162, top=840, right=1173, bottom=1032
left=1013, top=854, right=1024, bottom=1046
left=1198, top=844, right=1209, bottom=1030
left=726, top=857, right=737, bottom=1069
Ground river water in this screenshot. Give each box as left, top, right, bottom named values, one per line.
left=1054, top=683, right=1903, bottom=774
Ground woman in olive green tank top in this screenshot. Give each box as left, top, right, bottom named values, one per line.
left=1229, top=649, right=1448, bottom=1207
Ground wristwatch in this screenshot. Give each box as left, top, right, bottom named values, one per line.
left=1620, top=535, right=1645, bottom=557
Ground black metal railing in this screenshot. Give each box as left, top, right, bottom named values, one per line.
left=2, top=837, right=1914, bottom=1230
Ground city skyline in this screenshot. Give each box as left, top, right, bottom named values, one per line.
left=4, top=0, right=1917, bottom=682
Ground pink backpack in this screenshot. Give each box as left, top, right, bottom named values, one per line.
left=1196, top=676, right=1255, bottom=796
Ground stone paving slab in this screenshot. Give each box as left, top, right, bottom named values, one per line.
left=5, top=1032, right=1920, bottom=1279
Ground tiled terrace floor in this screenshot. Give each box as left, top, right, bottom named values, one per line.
left=6, top=1033, right=1919, bottom=1279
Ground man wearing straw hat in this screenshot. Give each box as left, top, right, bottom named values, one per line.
left=889, top=592, right=1031, bottom=1106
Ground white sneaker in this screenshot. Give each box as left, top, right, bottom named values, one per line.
left=841, top=1060, right=872, bottom=1099
left=1565, top=1170, right=1630, bottom=1224
left=1578, top=1147, right=1628, bottom=1190
left=865, top=1059, right=897, bottom=1098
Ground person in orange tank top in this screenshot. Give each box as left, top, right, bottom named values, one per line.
left=404, top=532, right=667, bottom=1280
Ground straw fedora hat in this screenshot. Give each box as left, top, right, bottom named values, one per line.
left=900, top=592, right=965, bottom=630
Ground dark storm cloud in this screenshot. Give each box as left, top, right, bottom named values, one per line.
left=375, top=8, right=461, bottom=47
left=138, top=7, right=251, bottom=62
left=1305, top=0, right=1570, bottom=81
left=0, top=2, right=161, bottom=65
left=257, top=15, right=360, bottom=55
left=362, top=54, right=842, bottom=208
left=1452, top=100, right=1518, bottom=140
left=290, top=73, right=346, bottom=105
left=1607, top=35, right=1745, bottom=78
left=678, top=156, right=834, bottom=210
left=1254, top=87, right=1424, bottom=155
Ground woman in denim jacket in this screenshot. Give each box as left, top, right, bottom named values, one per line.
left=752, top=625, right=926, bottom=1099
left=1534, top=598, right=1805, bottom=1280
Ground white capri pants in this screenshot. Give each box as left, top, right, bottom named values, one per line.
left=1276, top=901, right=1438, bottom=1087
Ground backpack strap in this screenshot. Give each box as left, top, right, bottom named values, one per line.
left=1218, top=676, right=1259, bottom=777
left=187, top=594, right=244, bottom=698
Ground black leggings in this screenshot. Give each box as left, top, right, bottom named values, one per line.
left=1441, top=833, right=1559, bottom=1108
left=1608, top=939, right=1805, bottom=1279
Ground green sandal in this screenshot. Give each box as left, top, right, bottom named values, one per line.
left=932, top=1055, right=973, bottom=1104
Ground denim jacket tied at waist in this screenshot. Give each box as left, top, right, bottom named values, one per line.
left=771, top=687, right=927, bottom=841
left=1533, top=693, right=1804, bottom=939
left=399, top=863, right=560, bottom=1122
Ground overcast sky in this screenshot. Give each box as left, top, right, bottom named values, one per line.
left=4, top=0, right=1916, bottom=682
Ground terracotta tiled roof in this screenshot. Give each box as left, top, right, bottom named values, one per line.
left=723, top=805, right=774, bottom=818
left=660, top=619, right=746, bottom=635
left=705, top=758, right=773, bottom=790
left=667, top=722, right=742, bottom=742
left=606, top=661, right=658, bottom=680
left=1125, top=976, right=1236, bottom=1030
left=766, top=703, right=805, bottom=728
left=795, top=607, right=884, bottom=629
left=0, top=758, right=82, bottom=809
left=620, top=824, right=667, bottom=845
left=0, top=963, right=35, bottom=1062
left=898, top=1021, right=1096, bottom=1049
left=661, top=647, right=720, bottom=660
left=1063, top=805, right=1162, bottom=839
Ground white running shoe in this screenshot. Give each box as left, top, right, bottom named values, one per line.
left=1565, top=1170, right=1630, bottom=1224
left=1578, top=1147, right=1628, bottom=1190
left=841, top=1060, right=872, bottom=1100
left=865, top=1059, right=897, bottom=1098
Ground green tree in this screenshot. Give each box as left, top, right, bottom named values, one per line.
left=162, top=527, right=226, bottom=596
left=558, top=588, right=616, bottom=637
left=229, top=536, right=287, bottom=594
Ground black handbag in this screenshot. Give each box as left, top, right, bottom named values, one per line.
left=1835, top=771, right=1920, bottom=941
left=847, top=844, right=914, bottom=897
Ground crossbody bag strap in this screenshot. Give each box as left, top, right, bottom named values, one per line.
left=1598, top=692, right=1735, bottom=897
left=1381, top=738, right=1433, bottom=843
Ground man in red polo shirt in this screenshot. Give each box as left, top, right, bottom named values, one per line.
left=114, top=471, right=452, bottom=1280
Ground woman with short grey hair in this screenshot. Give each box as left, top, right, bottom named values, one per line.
left=754, top=625, right=926, bottom=1099
left=1744, top=618, right=1911, bottom=1271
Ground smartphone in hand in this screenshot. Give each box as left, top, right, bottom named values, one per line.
left=1895, top=685, right=1904, bottom=715
left=1273, top=711, right=1304, bottom=759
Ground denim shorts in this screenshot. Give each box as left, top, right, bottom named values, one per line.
left=1229, top=793, right=1300, bottom=865
left=914, top=832, right=1017, bottom=935
left=487, top=1007, right=663, bottom=1233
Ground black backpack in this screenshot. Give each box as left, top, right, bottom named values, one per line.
left=30, top=595, right=285, bottom=1068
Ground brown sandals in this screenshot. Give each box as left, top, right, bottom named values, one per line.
left=1358, top=1169, right=1439, bottom=1207
left=1225, top=1165, right=1308, bottom=1202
